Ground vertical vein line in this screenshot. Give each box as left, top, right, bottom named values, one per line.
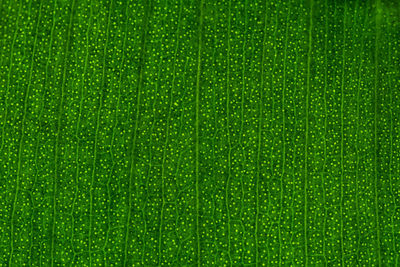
left=256, top=1, right=269, bottom=265
left=89, top=0, right=113, bottom=265
left=268, top=11, right=279, bottom=264
left=26, top=1, right=39, bottom=264
left=278, top=2, right=290, bottom=264
left=354, top=0, right=364, bottom=263
left=225, top=0, right=232, bottom=265
left=373, top=1, right=382, bottom=265
left=123, top=0, right=152, bottom=265
left=210, top=18, right=219, bottom=264
left=195, top=0, right=204, bottom=265
left=340, top=1, right=347, bottom=265
left=239, top=0, right=248, bottom=261
left=388, top=40, right=397, bottom=265
left=158, top=0, right=183, bottom=263
left=322, top=0, right=328, bottom=264
left=355, top=40, right=363, bottom=266
left=41, top=2, right=57, bottom=265
left=304, top=0, right=313, bottom=264
left=51, top=0, right=76, bottom=265
left=289, top=46, right=299, bottom=265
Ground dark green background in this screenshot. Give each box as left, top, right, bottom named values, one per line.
left=0, top=0, right=399, bottom=266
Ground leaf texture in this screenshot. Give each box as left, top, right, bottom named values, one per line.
left=0, top=0, right=399, bottom=266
